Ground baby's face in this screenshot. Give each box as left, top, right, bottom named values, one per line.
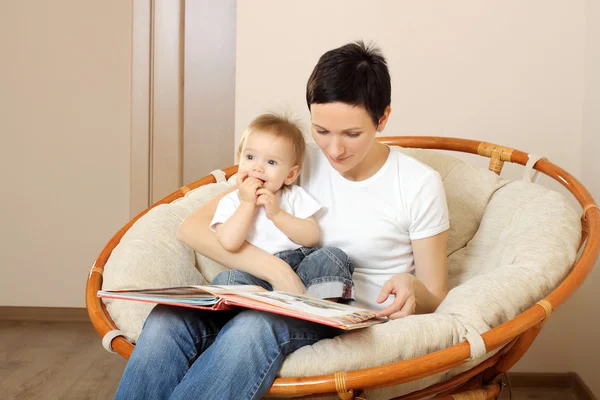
left=238, top=131, right=298, bottom=193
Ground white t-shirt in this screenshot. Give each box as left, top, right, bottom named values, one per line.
left=299, top=144, right=449, bottom=311
left=210, top=185, right=322, bottom=255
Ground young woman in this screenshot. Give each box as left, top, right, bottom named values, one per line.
left=114, top=40, right=449, bottom=400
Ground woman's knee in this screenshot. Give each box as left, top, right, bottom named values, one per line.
left=131, top=306, right=181, bottom=359
left=222, top=310, right=287, bottom=345
left=141, top=305, right=195, bottom=343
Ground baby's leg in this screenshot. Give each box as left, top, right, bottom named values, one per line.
left=210, top=269, right=273, bottom=291
left=292, top=247, right=355, bottom=302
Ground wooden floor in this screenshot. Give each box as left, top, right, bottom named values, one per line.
left=499, top=386, right=576, bottom=400
left=0, top=320, right=126, bottom=400
left=0, top=320, right=586, bottom=400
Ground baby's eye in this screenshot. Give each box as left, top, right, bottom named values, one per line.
left=267, top=160, right=277, bottom=166
left=246, top=154, right=254, bottom=160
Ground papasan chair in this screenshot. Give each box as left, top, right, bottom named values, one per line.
left=86, top=136, right=599, bottom=400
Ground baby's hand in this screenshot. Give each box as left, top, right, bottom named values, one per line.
left=235, top=171, right=248, bottom=187
left=256, top=188, right=280, bottom=220
left=238, top=175, right=262, bottom=203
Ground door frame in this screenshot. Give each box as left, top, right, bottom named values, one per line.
left=130, top=0, right=184, bottom=217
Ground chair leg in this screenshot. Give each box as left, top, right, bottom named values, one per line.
left=433, top=382, right=502, bottom=400
left=336, top=389, right=369, bottom=399
left=337, top=389, right=355, bottom=399
left=482, top=321, right=546, bottom=383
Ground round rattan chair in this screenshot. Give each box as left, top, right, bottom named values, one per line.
left=86, top=136, right=599, bottom=400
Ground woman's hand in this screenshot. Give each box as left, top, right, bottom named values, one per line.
left=256, top=188, right=281, bottom=220
left=375, top=273, right=417, bottom=320
left=238, top=173, right=263, bottom=204
left=269, top=261, right=306, bottom=294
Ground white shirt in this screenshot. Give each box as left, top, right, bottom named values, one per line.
left=299, top=144, right=449, bottom=311
left=210, top=185, right=322, bottom=255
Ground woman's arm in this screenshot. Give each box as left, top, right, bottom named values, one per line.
left=412, top=230, right=449, bottom=311
left=375, top=230, right=448, bottom=319
left=176, top=187, right=306, bottom=294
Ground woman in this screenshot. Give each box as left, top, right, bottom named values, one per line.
left=115, top=40, right=449, bottom=400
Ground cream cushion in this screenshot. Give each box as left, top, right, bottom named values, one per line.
left=101, top=147, right=580, bottom=399
left=101, top=181, right=231, bottom=339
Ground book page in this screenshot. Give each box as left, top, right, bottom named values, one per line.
left=100, top=286, right=214, bottom=296
left=99, top=284, right=266, bottom=297
left=235, top=291, right=377, bottom=320
left=201, top=285, right=268, bottom=295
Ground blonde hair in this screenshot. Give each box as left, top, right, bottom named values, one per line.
left=238, top=113, right=306, bottom=170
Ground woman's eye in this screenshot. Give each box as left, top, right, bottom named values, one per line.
left=267, top=160, right=277, bottom=166
left=316, top=130, right=328, bottom=135
left=346, top=132, right=361, bottom=138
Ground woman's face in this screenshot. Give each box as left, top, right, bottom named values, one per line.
left=310, top=102, right=390, bottom=176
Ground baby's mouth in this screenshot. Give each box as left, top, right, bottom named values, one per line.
left=249, top=175, right=266, bottom=184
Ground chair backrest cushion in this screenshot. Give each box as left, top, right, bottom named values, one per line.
left=101, top=181, right=231, bottom=339
left=396, top=147, right=509, bottom=254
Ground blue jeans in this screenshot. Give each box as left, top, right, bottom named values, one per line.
left=114, top=246, right=351, bottom=400
left=214, top=246, right=355, bottom=301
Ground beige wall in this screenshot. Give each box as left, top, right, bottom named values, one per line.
left=236, top=0, right=597, bottom=394
left=513, top=0, right=599, bottom=395
left=236, top=0, right=584, bottom=182
left=0, top=1, right=132, bottom=307
left=183, top=0, right=236, bottom=185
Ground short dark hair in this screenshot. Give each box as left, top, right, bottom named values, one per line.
left=306, top=40, right=391, bottom=128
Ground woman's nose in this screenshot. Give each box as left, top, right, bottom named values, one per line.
left=330, top=137, right=345, bottom=158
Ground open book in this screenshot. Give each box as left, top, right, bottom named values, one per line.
left=98, top=285, right=386, bottom=330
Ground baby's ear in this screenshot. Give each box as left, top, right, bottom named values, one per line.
left=236, top=152, right=241, bottom=163
left=284, top=165, right=300, bottom=185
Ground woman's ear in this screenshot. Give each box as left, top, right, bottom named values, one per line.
left=377, top=106, right=392, bottom=132
left=284, top=165, right=300, bottom=185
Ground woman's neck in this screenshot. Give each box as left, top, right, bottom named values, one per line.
left=341, top=142, right=390, bottom=181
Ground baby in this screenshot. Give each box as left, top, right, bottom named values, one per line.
left=210, top=113, right=354, bottom=301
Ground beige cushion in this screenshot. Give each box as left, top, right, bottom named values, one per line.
left=438, top=180, right=581, bottom=330
left=101, top=181, right=231, bottom=339
left=101, top=149, right=581, bottom=399
left=397, top=147, right=509, bottom=255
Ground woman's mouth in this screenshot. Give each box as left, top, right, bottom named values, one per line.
left=330, top=155, right=350, bottom=164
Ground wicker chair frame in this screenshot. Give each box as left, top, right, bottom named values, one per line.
left=86, top=137, right=599, bottom=400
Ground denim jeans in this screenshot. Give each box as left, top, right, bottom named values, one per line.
left=114, top=246, right=351, bottom=400
left=213, top=246, right=355, bottom=301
